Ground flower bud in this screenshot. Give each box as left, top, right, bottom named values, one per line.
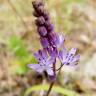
left=35, top=16, right=45, bottom=26
left=40, top=37, right=49, bottom=48
left=33, top=11, right=40, bottom=17
left=45, top=20, right=54, bottom=33
left=32, top=1, right=44, bottom=10
left=43, top=10, right=50, bottom=20
left=38, top=26, right=47, bottom=36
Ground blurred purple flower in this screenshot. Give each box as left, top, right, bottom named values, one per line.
left=28, top=49, right=55, bottom=76
left=59, top=48, right=80, bottom=66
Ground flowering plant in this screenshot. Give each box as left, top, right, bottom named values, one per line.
left=27, top=0, right=80, bottom=96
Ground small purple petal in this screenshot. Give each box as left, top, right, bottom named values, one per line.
left=59, top=48, right=67, bottom=62
left=53, top=34, right=60, bottom=47
left=48, top=47, right=58, bottom=58
left=57, top=35, right=65, bottom=47
left=71, top=54, right=80, bottom=63
left=46, top=58, right=55, bottom=66
left=28, top=64, right=44, bottom=73
left=27, top=64, right=39, bottom=70
left=37, top=67, right=44, bottom=73
left=40, top=37, right=49, bottom=48
left=49, top=75, right=56, bottom=81
left=69, top=48, right=77, bottom=56
left=59, top=50, right=64, bottom=62
left=34, top=51, right=42, bottom=61
left=38, top=49, right=48, bottom=60
left=46, top=68, right=54, bottom=76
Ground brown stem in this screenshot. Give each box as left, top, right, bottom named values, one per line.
left=46, top=81, right=54, bottom=96
left=56, top=64, right=64, bottom=71
left=53, top=59, right=56, bottom=76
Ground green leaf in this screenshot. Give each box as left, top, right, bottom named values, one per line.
left=24, top=84, right=80, bottom=96
left=8, top=35, right=29, bottom=58
left=63, top=0, right=84, bottom=4
left=8, top=35, right=37, bottom=75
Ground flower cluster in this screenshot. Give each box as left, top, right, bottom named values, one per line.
left=28, top=0, right=80, bottom=80
left=32, top=0, right=64, bottom=56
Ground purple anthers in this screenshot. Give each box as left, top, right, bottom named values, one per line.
left=27, top=0, right=80, bottom=80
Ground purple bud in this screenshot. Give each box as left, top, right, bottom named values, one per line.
left=44, top=14, right=50, bottom=20
left=45, top=20, right=54, bottom=33
left=47, top=47, right=58, bottom=57
left=36, top=6, right=44, bottom=15
left=33, top=11, right=40, bottom=17
left=43, top=10, right=50, bottom=20
left=48, top=75, right=56, bottom=81
left=35, top=16, right=45, bottom=26
left=48, top=32, right=58, bottom=47
left=38, top=26, right=47, bottom=36
left=32, top=1, right=44, bottom=10
left=40, top=37, right=49, bottom=48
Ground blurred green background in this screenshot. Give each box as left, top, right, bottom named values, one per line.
left=0, top=0, right=96, bottom=96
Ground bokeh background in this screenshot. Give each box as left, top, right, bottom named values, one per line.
left=0, top=0, right=96, bottom=96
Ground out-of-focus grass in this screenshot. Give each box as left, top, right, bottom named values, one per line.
left=25, top=84, right=80, bottom=96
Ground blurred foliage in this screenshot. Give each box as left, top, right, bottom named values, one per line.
left=63, top=0, right=84, bottom=4
left=46, top=0, right=86, bottom=35
left=25, top=84, right=80, bottom=96
left=8, top=35, right=37, bottom=74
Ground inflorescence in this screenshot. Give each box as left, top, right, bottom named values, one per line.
left=28, top=0, right=80, bottom=81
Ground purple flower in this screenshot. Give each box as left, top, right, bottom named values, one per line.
left=59, top=48, right=80, bottom=66
left=28, top=49, right=55, bottom=76
left=38, top=26, right=47, bottom=36
left=56, top=34, right=65, bottom=47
